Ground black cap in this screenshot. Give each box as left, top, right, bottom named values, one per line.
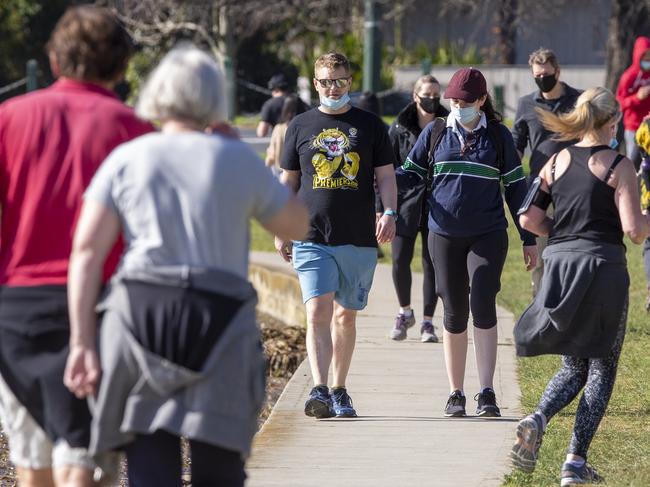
left=268, top=74, right=289, bottom=91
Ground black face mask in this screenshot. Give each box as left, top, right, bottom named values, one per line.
left=535, top=73, right=558, bottom=93
left=418, top=95, right=440, bottom=114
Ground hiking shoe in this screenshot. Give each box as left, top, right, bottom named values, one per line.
left=304, top=385, right=334, bottom=418
left=475, top=388, right=501, bottom=417
left=420, top=321, right=439, bottom=343
left=389, top=311, right=415, bottom=340
left=511, top=414, right=544, bottom=473
left=560, top=462, right=603, bottom=486
left=444, top=390, right=466, bottom=417
left=331, top=387, right=357, bottom=418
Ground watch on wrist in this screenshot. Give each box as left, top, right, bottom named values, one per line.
left=383, top=209, right=398, bottom=220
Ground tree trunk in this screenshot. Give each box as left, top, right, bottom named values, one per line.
left=605, top=0, right=650, bottom=92
left=493, top=0, right=518, bottom=64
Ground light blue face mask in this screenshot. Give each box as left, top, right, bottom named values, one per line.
left=609, top=137, right=619, bottom=150
left=641, top=61, right=650, bottom=71
left=451, top=105, right=479, bottom=126
left=319, top=93, right=350, bottom=111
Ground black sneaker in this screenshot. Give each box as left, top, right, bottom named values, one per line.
left=444, top=390, right=466, bottom=417
left=475, top=388, right=501, bottom=417
left=304, top=385, right=334, bottom=418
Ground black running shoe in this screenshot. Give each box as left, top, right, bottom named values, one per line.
left=475, top=388, right=501, bottom=417
left=444, top=390, right=466, bottom=417
left=304, top=385, right=335, bottom=418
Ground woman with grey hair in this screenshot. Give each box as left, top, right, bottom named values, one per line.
left=63, top=45, right=309, bottom=487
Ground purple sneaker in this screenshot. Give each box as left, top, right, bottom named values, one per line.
left=390, top=311, right=415, bottom=340
left=420, top=321, right=439, bottom=343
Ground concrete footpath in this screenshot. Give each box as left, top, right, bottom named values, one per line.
left=247, top=251, right=521, bottom=487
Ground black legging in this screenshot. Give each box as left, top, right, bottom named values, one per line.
left=125, top=430, right=246, bottom=487
left=391, top=228, right=437, bottom=317
left=537, top=300, right=627, bottom=460
left=428, top=230, right=508, bottom=333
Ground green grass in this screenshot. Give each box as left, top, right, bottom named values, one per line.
left=251, top=212, right=650, bottom=486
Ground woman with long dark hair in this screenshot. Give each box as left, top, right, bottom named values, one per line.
left=266, top=94, right=303, bottom=176
left=397, top=67, right=537, bottom=418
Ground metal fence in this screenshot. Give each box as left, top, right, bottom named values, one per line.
left=0, top=60, right=39, bottom=99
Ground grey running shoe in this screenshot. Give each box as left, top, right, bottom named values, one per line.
left=420, top=321, right=439, bottom=343
left=511, top=414, right=544, bottom=473
left=475, top=388, right=501, bottom=417
left=560, top=462, right=603, bottom=486
left=444, top=390, right=466, bottom=417
left=390, top=311, right=415, bottom=340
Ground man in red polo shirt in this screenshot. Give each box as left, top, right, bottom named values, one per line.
left=0, top=6, right=152, bottom=486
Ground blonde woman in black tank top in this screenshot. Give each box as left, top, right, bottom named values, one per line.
left=511, top=87, right=650, bottom=486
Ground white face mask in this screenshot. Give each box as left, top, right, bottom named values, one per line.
left=450, top=105, right=479, bottom=125
left=319, top=93, right=350, bottom=110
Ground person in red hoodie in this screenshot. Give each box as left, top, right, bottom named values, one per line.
left=616, top=36, right=650, bottom=169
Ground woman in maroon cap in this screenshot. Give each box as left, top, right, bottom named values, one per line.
left=397, top=67, right=537, bottom=417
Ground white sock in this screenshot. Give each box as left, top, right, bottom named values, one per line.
left=566, top=456, right=585, bottom=468
left=399, top=307, right=413, bottom=316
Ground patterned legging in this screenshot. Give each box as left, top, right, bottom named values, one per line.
left=537, top=299, right=627, bottom=459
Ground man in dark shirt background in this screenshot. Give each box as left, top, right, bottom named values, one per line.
left=256, top=73, right=308, bottom=137
left=512, top=47, right=582, bottom=296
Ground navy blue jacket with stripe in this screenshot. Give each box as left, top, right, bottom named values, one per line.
left=396, top=115, right=536, bottom=246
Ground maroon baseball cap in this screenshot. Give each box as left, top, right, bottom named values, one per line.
left=443, top=67, right=487, bottom=103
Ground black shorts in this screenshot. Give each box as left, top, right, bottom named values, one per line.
left=0, top=285, right=92, bottom=448
left=428, top=230, right=508, bottom=333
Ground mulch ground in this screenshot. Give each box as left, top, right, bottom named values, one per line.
left=0, top=312, right=305, bottom=486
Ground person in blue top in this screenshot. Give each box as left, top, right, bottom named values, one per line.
left=398, top=67, right=537, bottom=418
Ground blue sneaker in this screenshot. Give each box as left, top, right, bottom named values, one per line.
left=304, top=385, right=334, bottom=418
left=331, top=387, right=357, bottom=418
left=560, top=462, right=603, bottom=486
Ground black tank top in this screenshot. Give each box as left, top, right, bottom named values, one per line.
left=549, top=145, right=624, bottom=245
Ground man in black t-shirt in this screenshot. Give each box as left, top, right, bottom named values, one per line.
left=512, top=48, right=582, bottom=296
left=256, top=74, right=308, bottom=137
left=276, top=51, right=397, bottom=419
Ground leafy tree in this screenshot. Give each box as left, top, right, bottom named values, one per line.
left=0, top=0, right=73, bottom=98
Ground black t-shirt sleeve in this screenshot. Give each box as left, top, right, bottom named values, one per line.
left=373, top=118, right=397, bottom=168
left=260, top=99, right=273, bottom=123
left=280, top=119, right=300, bottom=170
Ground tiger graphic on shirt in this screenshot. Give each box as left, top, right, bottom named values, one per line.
left=310, top=127, right=360, bottom=189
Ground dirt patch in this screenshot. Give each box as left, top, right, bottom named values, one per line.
left=0, top=312, right=305, bottom=487
left=258, top=311, right=307, bottom=425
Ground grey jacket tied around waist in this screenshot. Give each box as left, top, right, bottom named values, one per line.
left=514, top=240, right=629, bottom=358
left=89, top=266, right=265, bottom=467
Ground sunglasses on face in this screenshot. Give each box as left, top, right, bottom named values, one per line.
left=314, top=77, right=351, bottom=89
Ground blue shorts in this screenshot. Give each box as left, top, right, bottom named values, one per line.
left=292, top=241, right=378, bottom=310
